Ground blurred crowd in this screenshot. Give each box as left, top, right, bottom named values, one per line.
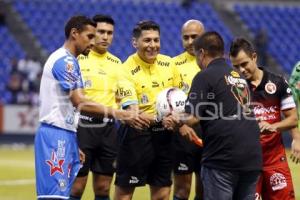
left=5, top=56, right=42, bottom=105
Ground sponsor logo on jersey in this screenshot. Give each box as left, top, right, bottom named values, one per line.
left=129, top=176, right=139, bottom=184
left=253, top=105, right=278, bottom=121
left=270, top=173, right=287, bottom=191
left=178, top=163, right=188, bottom=171
left=152, top=81, right=160, bottom=88
left=118, top=88, right=132, bottom=97
left=58, top=179, right=67, bottom=191
left=131, top=66, right=141, bottom=75
left=107, top=56, right=120, bottom=63
left=157, top=60, right=170, bottom=67
left=265, top=81, right=277, bottom=94
left=175, top=59, right=187, bottom=66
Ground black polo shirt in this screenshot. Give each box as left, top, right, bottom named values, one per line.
left=185, top=58, right=262, bottom=171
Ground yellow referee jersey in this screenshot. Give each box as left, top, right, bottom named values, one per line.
left=78, top=50, right=121, bottom=108
left=173, top=51, right=200, bottom=94
left=119, top=53, right=181, bottom=114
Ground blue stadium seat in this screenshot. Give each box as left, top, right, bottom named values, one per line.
left=234, top=4, right=300, bottom=73
left=13, top=0, right=233, bottom=61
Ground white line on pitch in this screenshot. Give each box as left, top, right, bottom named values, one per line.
left=0, top=179, right=35, bottom=186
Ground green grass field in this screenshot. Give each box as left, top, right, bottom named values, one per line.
left=0, top=145, right=299, bottom=200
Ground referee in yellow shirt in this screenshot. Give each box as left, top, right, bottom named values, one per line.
left=172, top=20, right=205, bottom=200
left=114, top=20, right=181, bottom=200
left=70, top=15, right=121, bottom=200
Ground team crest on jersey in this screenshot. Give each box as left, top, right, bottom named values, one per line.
left=141, top=94, right=149, bottom=104
left=270, top=173, right=287, bottom=191
left=265, top=81, right=277, bottom=94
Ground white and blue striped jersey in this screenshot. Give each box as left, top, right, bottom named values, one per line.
left=39, top=47, right=83, bottom=132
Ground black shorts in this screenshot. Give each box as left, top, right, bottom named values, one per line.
left=76, top=115, right=118, bottom=177
left=115, top=124, right=174, bottom=187
left=173, top=124, right=203, bottom=174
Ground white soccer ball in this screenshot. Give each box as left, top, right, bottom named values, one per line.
left=156, top=87, right=187, bottom=120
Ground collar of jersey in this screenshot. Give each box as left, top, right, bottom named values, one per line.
left=62, top=46, right=77, bottom=60
left=133, top=53, right=156, bottom=69
left=184, top=51, right=195, bottom=61
left=90, top=50, right=107, bottom=58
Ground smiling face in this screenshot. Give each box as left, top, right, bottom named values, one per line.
left=230, top=50, right=258, bottom=80
left=93, top=22, right=114, bottom=54
left=133, top=29, right=160, bottom=64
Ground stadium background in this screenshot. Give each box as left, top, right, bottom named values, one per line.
left=0, top=0, right=299, bottom=199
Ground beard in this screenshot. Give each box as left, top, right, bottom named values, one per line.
left=81, top=48, right=91, bottom=56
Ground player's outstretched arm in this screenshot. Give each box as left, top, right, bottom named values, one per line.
left=261, top=108, right=298, bottom=133
left=69, top=88, right=136, bottom=121
left=122, top=104, right=152, bottom=130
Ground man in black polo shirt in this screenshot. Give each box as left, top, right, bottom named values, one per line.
left=165, top=32, right=262, bottom=200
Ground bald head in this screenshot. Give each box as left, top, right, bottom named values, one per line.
left=181, top=20, right=205, bottom=55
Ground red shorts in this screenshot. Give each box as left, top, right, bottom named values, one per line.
left=255, top=165, right=295, bottom=200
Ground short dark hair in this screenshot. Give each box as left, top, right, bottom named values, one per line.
left=132, top=20, right=160, bottom=38
left=193, top=31, right=224, bottom=57
left=64, top=15, right=96, bottom=39
left=92, top=14, right=115, bottom=25
left=230, top=38, right=256, bottom=58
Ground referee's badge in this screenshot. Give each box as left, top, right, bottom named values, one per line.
left=84, top=80, right=92, bottom=88
left=265, top=81, right=276, bottom=94
left=141, top=94, right=149, bottom=104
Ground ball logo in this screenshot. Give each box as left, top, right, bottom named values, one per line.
left=270, top=173, right=287, bottom=191
left=265, top=82, right=276, bottom=94
left=175, top=101, right=185, bottom=107
left=156, top=88, right=187, bottom=120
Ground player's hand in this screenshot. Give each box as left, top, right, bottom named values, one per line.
left=79, top=148, right=85, bottom=164
left=179, top=125, right=203, bottom=147
left=121, top=110, right=151, bottom=130
left=162, top=114, right=181, bottom=131
left=259, top=121, right=277, bottom=134
left=290, top=134, right=300, bottom=164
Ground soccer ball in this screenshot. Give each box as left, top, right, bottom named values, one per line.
left=156, top=87, right=187, bottom=120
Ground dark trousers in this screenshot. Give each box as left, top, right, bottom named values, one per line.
left=201, top=166, right=260, bottom=200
